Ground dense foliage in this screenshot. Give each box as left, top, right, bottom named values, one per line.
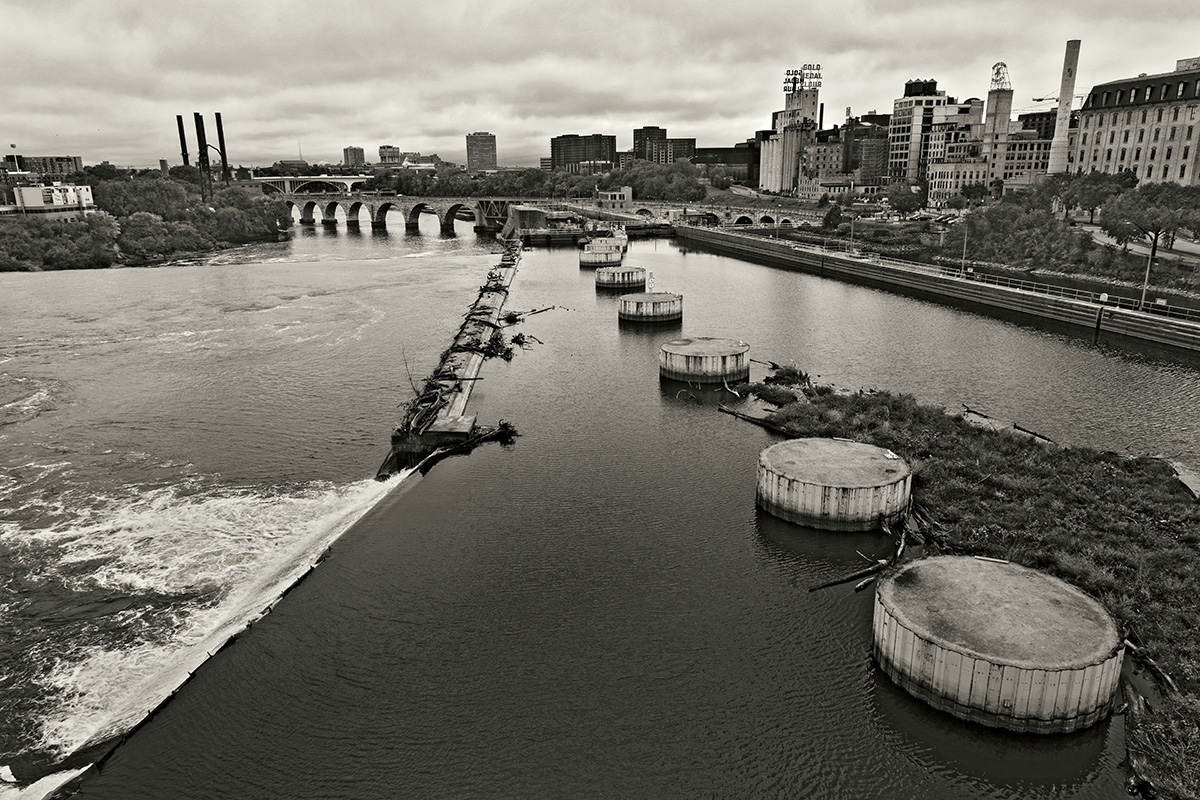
left=0, top=178, right=291, bottom=271
left=371, top=160, right=707, bottom=203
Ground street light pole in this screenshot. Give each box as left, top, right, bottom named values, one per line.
left=1138, top=243, right=1155, bottom=311
left=960, top=219, right=969, bottom=277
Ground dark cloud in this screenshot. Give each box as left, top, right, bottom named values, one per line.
left=4, top=0, right=1199, bottom=166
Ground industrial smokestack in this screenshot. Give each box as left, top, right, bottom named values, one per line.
left=214, top=112, right=230, bottom=185
left=194, top=112, right=210, bottom=174
left=176, top=115, right=190, bottom=166
left=1047, top=39, right=1081, bottom=175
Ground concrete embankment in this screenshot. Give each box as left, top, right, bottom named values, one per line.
left=676, top=226, right=1200, bottom=356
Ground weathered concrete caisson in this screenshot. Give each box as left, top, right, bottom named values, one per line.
left=659, top=336, right=749, bottom=383
left=756, top=438, right=911, bottom=531
left=618, top=292, right=683, bottom=323
left=596, top=266, right=647, bottom=291
left=873, top=556, right=1124, bottom=734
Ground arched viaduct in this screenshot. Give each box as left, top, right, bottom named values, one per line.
left=277, top=193, right=517, bottom=233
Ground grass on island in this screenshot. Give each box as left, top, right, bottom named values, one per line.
left=735, top=375, right=1200, bottom=799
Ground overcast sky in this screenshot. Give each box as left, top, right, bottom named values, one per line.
left=6, top=0, right=1200, bottom=169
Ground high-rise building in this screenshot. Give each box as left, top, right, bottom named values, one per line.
left=888, top=79, right=949, bottom=182
left=466, top=132, right=498, bottom=173
left=549, top=134, right=617, bottom=171
left=6, top=155, right=83, bottom=178
left=633, top=126, right=667, bottom=160
left=646, top=138, right=696, bottom=164
left=378, top=145, right=401, bottom=164
left=343, top=146, right=365, bottom=167
left=1074, top=55, right=1200, bottom=185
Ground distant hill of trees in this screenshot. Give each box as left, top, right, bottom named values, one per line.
left=367, top=159, right=707, bottom=203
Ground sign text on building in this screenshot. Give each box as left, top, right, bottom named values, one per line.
left=784, top=65, right=822, bottom=91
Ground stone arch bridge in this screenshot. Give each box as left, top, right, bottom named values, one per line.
left=277, top=193, right=521, bottom=233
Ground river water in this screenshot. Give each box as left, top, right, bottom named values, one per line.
left=3, top=215, right=1198, bottom=798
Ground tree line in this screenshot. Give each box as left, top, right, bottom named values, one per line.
left=366, top=159, right=708, bottom=203
left=0, top=173, right=291, bottom=272
left=948, top=172, right=1200, bottom=292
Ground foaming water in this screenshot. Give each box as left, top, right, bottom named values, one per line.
left=0, top=220, right=498, bottom=788
left=28, top=473, right=405, bottom=757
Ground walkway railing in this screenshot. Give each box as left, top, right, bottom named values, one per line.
left=700, top=225, right=1200, bottom=324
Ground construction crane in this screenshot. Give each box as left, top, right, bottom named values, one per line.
left=1031, top=93, right=1086, bottom=103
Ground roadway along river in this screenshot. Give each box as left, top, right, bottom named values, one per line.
left=3, top=214, right=1198, bottom=798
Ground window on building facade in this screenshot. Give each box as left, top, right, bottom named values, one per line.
left=1123, top=130, right=1130, bottom=142
left=1126, top=111, right=1133, bottom=124
left=1106, top=149, right=1113, bottom=161
left=1163, top=165, right=1170, bottom=179
left=1112, top=113, right=1119, bottom=125
left=1180, top=82, right=1188, bottom=98
left=1102, top=92, right=1110, bottom=105
left=1109, top=131, right=1116, bottom=144
left=1183, top=165, right=1188, bottom=179
left=1150, top=147, right=1157, bottom=160
left=1145, top=87, right=1153, bottom=101
left=1135, top=147, right=1142, bottom=160
left=1084, top=116, right=1091, bottom=127
left=1157, top=108, right=1164, bottom=122
left=1138, top=130, right=1145, bottom=143
left=1174, top=107, right=1181, bottom=122
left=1093, top=150, right=1099, bottom=161
left=1154, top=129, right=1160, bottom=142
left=1141, top=109, right=1148, bottom=123
left=1082, top=133, right=1088, bottom=145
left=1170, top=127, right=1177, bottom=140
left=1185, top=146, right=1191, bottom=159
left=1120, top=148, right=1127, bottom=161
left=1162, top=85, right=1170, bottom=102
left=1166, top=147, right=1173, bottom=160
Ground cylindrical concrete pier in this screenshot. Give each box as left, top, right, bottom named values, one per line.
left=756, top=438, right=911, bottom=531
left=874, top=556, right=1124, bottom=734
left=618, top=292, right=683, bottom=323
left=596, top=266, right=647, bottom=290
left=579, top=240, right=624, bottom=267
left=659, top=336, right=749, bottom=383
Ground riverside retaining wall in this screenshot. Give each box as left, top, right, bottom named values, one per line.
left=676, top=227, right=1200, bottom=356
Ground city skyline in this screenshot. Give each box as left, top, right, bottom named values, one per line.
left=5, top=0, right=1200, bottom=169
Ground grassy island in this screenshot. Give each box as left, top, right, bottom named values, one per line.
left=735, top=369, right=1200, bottom=798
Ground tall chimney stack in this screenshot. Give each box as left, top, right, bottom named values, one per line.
left=176, top=115, right=190, bottom=166
left=1047, top=39, right=1082, bottom=175
left=214, top=112, right=230, bottom=185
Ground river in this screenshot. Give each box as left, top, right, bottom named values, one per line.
left=3, top=214, right=1198, bottom=798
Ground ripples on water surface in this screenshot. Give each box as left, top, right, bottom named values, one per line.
left=3, top=221, right=1198, bottom=798
left=0, top=219, right=497, bottom=787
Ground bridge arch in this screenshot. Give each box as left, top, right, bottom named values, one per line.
left=405, top=201, right=434, bottom=230
left=373, top=201, right=401, bottom=228
left=346, top=201, right=366, bottom=226
left=636, top=208, right=654, bottom=216
left=759, top=215, right=775, bottom=225
left=442, top=202, right=477, bottom=231
left=733, top=215, right=753, bottom=225
left=322, top=201, right=342, bottom=225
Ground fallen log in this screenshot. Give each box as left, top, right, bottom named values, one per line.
left=808, top=559, right=888, bottom=592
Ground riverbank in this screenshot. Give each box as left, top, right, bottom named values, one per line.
left=733, top=373, right=1200, bottom=799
